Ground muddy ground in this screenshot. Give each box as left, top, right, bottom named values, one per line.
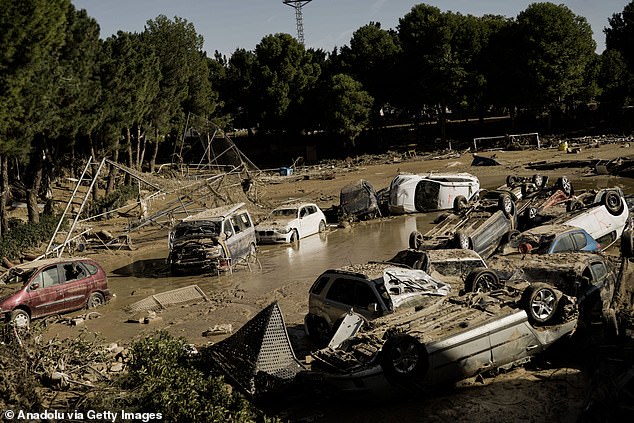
left=27, top=136, right=634, bottom=421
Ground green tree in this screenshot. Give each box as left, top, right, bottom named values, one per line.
left=252, top=33, right=320, bottom=132
left=513, top=3, right=596, bottom=115
left=322, top=74, right=373, bottom=148
left=605, top=1, right=634, bottom=68
left=338, top=23, right=401, bottom=114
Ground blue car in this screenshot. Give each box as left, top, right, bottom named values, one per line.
left=507, top=224, right=600, bottom=254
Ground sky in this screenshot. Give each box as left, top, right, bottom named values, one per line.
left=71, top=1, right=631, bottom=57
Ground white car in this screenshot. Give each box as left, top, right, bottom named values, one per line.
left=255, top=202, right=327, bottom=244
left=388, top=172, right=480, bottom=214
left=553, top=188, right=629, bottom=249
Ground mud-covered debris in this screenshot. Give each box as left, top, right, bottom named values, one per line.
left=203, top=324, right=233, bottom=337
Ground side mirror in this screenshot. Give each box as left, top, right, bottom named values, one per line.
left=30, top=283, right=40, bottom=291
left=224, top=231, right=233, bottom=239
left=367, top=303, right=379, bottom=313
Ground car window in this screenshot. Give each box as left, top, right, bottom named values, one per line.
left=310, top=275, right=330, bottom=295
left=590, top=262, right=608, bottom=285
left=326, top=278, right=355, bottom=304
left=222, top=219, right=234, bottom=236
left=63, top=263, right=87, bottom=283
left=571, top=232, right=588, bottom=249
left=82, top=261, right=99, bottom=275
left=551, top=234, right=575, bottom=253
left=354, top=282, right=379, bottom=308
left=300, top=207, right=308, bottom=218
left=38, top=266, right=60, bottom=288
left=238, top=212, right=252, bottom=228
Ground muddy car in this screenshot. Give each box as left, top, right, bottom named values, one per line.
left=382, top=248, right=487, bottom=280
left=464, top=251, right=620, bottom=325
left=255, top=202, right=326, bottom=244
left=0, top=257, right=111, bottom=327
left=531, top=188, right=629, bottom=249
left=388, top=172, right=479, bottom=214
left=306, top=295, right=577, bottom=392
left=168, top=203, right=256, bottom=274
left=339, top=179, right=381, bottom=220
left=304, top=263, right=449, bottom=339
left=409, top=188, right=518, bottom=258
left=501, top=224, right=601, bottom=254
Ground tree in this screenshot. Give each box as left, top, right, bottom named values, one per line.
left=605, top=1, right=634, bottom=68
left=513, top=3, right=596, bottom=115
left=322, top=74, right=373, bottom=148
left=338, top=23, right=401, bottom=113
left=252, top=33, right=320, bottom=132
left=0, top=0, right=70, bottom=224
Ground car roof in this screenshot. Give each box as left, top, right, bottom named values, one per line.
left=273, top=202, right=316, bottom=210
left=395, top=172, right=478, bottom=183
left=522, top=224, right=586, bottom=237
left=183, top=202, right=246, bottom=221
left=327, top=263, right=400, bottom=281
left=7, top=257, right=93, bottom=272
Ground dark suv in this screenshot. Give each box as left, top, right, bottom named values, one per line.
left=304, top=263, right=449, bottom=339
left=0, top=257, right=111, bottom=327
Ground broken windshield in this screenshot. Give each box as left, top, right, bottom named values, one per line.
left=271, top=208, right=297, bottom=218
left=174, top=222, right=221, bottom=239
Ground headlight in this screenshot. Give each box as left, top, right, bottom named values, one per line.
left=275, top=227, right=292, bottom=234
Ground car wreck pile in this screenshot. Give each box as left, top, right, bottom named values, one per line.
left=204, top=171, right=634, bottom=419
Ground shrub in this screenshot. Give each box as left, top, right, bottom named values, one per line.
left=0, top=214, right=62, bottom=260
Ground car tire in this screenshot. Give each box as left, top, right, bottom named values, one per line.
left=318, top=220, right=326, bottom=233
left=556, top=177, right=573, bottom=197
left=409, top=230, right=424, bottom=250
left=602, top=190, right=624, bottom=216
left=506, top=175, right=517, bottom=188
left=454, top=231, right=471, bottom=250
left=10, top=309, right=30, bottom=328
left=304, top=314, right=330, bottom=345
left=522, top=283, right=560, bottom=325
left=453, top=195, right=468, bottom=214
left=532, top=174, right=544, bottom=188
left=87, top=292, right=105, bottom=309
left=465, top=269, right=500, bottom=292
left=621, top=229, right=634, bottom=258
left=380, top=334, right=428, bottom=387
left=523, top=206, right=538, bottom=221
left=290, top=229, right=299, bottom=243
left=498, top=194, right=515, bottom=217
left=566, top=199, right=584, bottom=212
left=503, top=229, right=521, bottom=248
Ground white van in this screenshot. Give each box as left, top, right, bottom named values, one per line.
left=388, top=172, right=480, bottom=214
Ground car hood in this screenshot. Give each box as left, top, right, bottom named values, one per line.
left=256, top=217, right=294, bottom=229
left=0, top=283, right=22, bottom=304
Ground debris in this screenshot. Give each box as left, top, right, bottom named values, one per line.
left=471, top=154, right=500, bottom=166
left=124, top=285, right=209, bottom=314
left=202, top=324, right=233, bottom=337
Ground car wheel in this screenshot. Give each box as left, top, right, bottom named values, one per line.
left=465, top=269, right=500, bottom=292
left=556, top=177, right=572, bottom=197
left=498, top=194, right=514, bottom=217
left=318, top=220, right=326, bottom=233
left=87, top=292, right=105, bottom=309
left=454, top=231, right=471, bottom=250
left=621, top=229, right=634, bottom=258
left=503, top=229, right=521, bottom=248
left=566, top=199, right=583, bottom=212
left=602, top=190, right=624, bottom=216
left=10, top=309, right=30, bottom=328
left=409, top=230, right=424, bottom=250
left=381, top=334, right=428, bottom=387
left=523, top=206, right=538, bottom=221
left=532, top=174, right=544, bottom=188
left=290, top=229, right=299, bottom=243
left=304, top=314, right=330, bottom=344
left=453, top=195, right=468, bottom=213
left=506, top=175, right=517, bottom=188
left=523, top=284, right=560, bottom=324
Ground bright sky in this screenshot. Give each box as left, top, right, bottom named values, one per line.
left=71, top=1, right=630, bottom=57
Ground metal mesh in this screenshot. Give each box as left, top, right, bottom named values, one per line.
left=206, top=302, right=304, bottom=396
left=124, top=285, right=208, bottom=313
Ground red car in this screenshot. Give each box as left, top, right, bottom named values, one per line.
left=0, top=257, right=111, bottom=327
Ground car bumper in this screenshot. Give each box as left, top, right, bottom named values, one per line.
left=256, top=233, right=292, bottom=244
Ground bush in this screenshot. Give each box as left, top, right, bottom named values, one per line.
left=0, top=214, right=62, bottom=260
left=86, top=185, right=138, bottom=219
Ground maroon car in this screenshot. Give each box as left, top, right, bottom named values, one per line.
left=0, top=257, right=111, bottom=327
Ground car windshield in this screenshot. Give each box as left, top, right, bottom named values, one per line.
left=0, top=268, right=36, bottom=285
left=174, top=222, right=220, bottom=238
left=272, top=208, right=297, bottom=217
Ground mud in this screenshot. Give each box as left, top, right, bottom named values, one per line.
left=32, top=139, right=634, bottom=421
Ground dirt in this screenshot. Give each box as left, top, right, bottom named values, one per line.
left=24, top=137, right=634, bottom=421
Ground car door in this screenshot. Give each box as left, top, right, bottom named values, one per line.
left=300, top=205, right=318, bottom=237
left=60, top=261, right=93, bottom=311
left=27, top=265, right=64, bottom=318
